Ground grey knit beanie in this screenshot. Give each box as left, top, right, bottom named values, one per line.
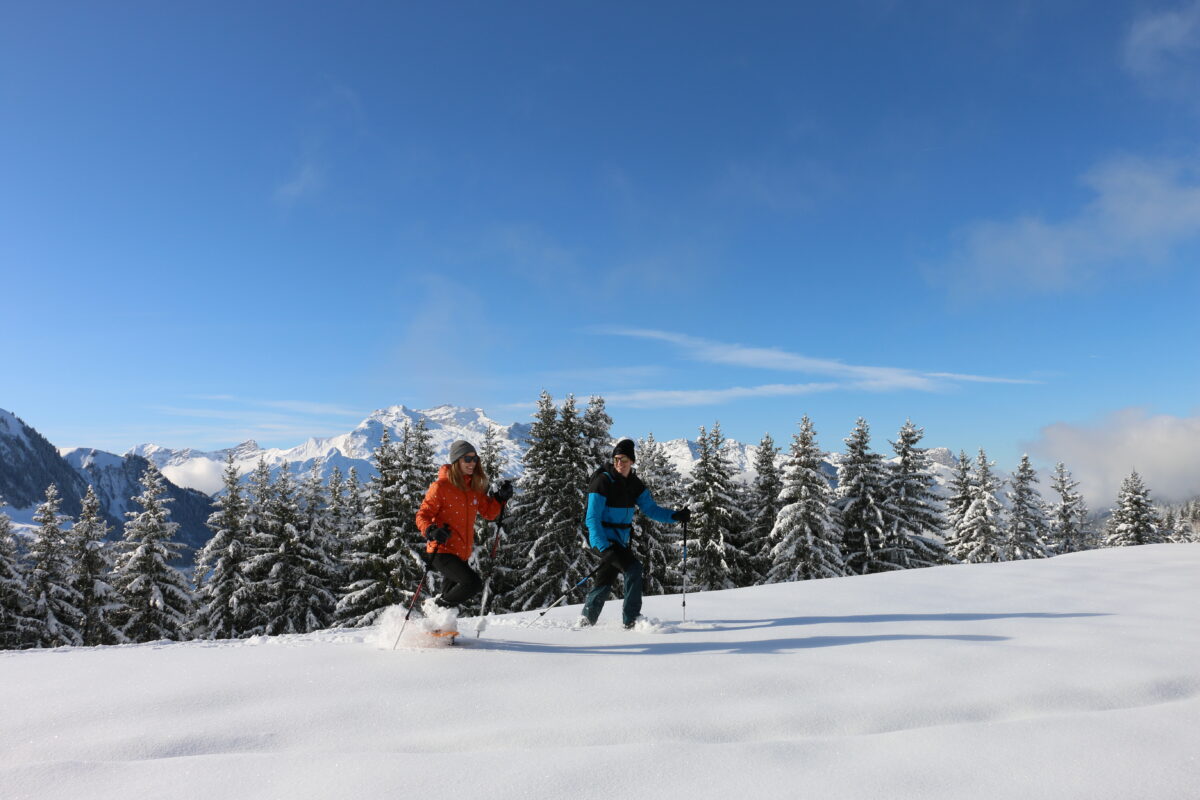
left=448, top=439, right=477, bottom=464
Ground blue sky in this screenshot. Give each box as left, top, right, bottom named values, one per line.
left=3, top=1, right=1198, bottom=503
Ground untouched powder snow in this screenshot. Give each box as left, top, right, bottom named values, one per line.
left=2, top=545, right=1198, bottom=799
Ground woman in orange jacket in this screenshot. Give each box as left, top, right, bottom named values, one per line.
left=415, top=439, right=513, bottom=612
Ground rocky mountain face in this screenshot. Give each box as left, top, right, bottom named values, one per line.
left=60, top=447, right=216, bottom=556
left=0, top=409, right=214, bottom=560
left=1, top=409, right=92, bottom=520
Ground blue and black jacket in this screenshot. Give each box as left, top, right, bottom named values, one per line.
left=585, top=467, right=676, bottom=551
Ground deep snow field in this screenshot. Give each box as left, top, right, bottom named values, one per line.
left=3, top=544, right=1198, bottom=800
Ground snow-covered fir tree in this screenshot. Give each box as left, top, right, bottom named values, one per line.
left=881, top=420, right=949, bottom=570
left=1158, top=500, right=1199, bottom=543
left=236, top=457, right=276, bottom=634
left=248, top=464, right=337, bottom=635
left=947, top=449, right=1006, bottom=563
left=323, top=465, right=351, bottom=580
left=687, top=423, right=748, bottom=591
left=766, top=416, right=844, bottom=583
left=836, top=418, right=890, bottom=575
left=472, top=421, right=512, bottom=615
left=0, top=500, right=40, bottom=649
left=510, top=393, right=593, bottom=612
left=1163, top=505, right=1195, bottom=543
left=1161, top=509, right=1181, bottom=543
left=287, top=464, right=339, bottom=631
left=632, top=432, right=685, bottom=596
left=745, top=432, right=784, bottom=583
left=112, top=466, right=193, bottom=642
left=1047, top=462, right=1089, bottom=554
left=193, top=453, right=255, bottom=639
left=1004, top=454, right=1051, bottom=560
left=336, top=429, right=415, bottom=626
left=396, top=419, right=437, bottom=596
left=27, top=484, right=83, bottom=648
left=1182, top=500, right=1200, bottom=542
left=945, top=450, right=974, bottom=533
left=70, top=486, right=124, bottom=646
left=475, top=421, right=507, bottom=537
left=341, top=467, right=367, bottom=569
left=1103, top=471, right=1164, bottom=547
left=581, top=395, right=614, bottom=468
left=479, top=422, right=507, bottom=484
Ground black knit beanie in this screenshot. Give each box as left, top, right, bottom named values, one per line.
left=612, top=438, right=636, bottom=463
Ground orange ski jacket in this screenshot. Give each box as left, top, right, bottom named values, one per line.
left=415, top=464, right=503, bottom=562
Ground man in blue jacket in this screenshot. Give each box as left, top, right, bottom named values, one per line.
left=579, top=438, right=690, bottom=629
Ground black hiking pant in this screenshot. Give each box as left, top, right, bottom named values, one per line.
left=430, top=553, right=482, bottom=608
left=582, top=544, right=643, bottom=626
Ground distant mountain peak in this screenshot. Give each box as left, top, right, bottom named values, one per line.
left=0, top=407, right=29, bottom=439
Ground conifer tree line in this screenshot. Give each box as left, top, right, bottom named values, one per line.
left=2, top=398, right=1197, bottom=649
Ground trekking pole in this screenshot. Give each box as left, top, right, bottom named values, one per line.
left=490, top=504, right=505, bottom=560
left=392, top=542, right=439, bottom=650
left=523, top=561, right=605, bottom=626
left=681, top=518, right=688, bottom=622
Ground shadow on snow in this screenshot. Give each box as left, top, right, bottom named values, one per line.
left=478, top=611, right=1108, bottom=656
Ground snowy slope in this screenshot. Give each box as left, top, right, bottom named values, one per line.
left=2, top=544, right=1197, bottom=800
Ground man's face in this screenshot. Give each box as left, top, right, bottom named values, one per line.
left=613, top=454, right=633, bottom=477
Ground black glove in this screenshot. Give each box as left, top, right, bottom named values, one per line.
left=672, top=508, right=691, bottom=524
left=490, top=480, right=514, bottom=504
left=425, top=525, right=451, bottom=544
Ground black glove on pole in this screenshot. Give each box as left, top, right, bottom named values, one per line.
left=490, top=480, right=514, bottom=504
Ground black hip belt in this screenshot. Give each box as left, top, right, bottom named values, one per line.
left=602, top=522, right=632, bottom=529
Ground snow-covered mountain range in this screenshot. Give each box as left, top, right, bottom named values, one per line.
left=3, top=403, right=977, bottom=551
left=130, top=405, right=534, bottom=495
left=0, top=408, right=214, bottom=556
left=126, top=404, right=972, bottom=499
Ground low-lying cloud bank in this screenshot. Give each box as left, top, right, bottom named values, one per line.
left=1026, top=408, right=1200, bottom=508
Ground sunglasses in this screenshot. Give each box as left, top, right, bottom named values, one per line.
left=613, top=455, right=632, bottom=465
left=461, top=455, right=479, bottom=464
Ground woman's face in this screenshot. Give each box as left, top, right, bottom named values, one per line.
left=613, top=454, right=633, bottom=477
left=459, top=454, right=478, bottom=476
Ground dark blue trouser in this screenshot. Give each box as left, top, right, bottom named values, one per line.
left=582, top=544, right=643, bottom=626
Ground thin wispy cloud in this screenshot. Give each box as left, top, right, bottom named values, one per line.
left=713, top=157, right=841, bottom=215
left=606, top=383, right=842, bottom=408
left=932, top=154, right=1200, bottom=295
left=274, top=160, right=324, bottom=206
left=1124, top=0, right=1200, bottom=100
left=601, top=328, right=1034, bottom=392
left=537, top=365, right=665, bottom=385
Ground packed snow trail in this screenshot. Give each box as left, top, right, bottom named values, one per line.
left=2, top=545, right=1198, bottom=800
